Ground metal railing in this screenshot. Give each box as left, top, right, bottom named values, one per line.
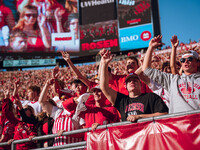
left=0, top=109, right=200, bottom=150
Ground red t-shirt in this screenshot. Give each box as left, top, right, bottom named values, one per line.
left=79, top=104, right=120, bottom=140
left=14, top=122, right=37, bottom=150
left=26, top=36, right=46, bottom=52
left=79, top=104, right=120, bottom=128
left=0, top=116, right=15, bottom=150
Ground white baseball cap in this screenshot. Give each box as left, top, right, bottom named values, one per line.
left=182, top=50, right=199, bottom=60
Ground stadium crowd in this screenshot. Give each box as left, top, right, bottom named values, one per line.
left=0, top=36, right=200, bottom=149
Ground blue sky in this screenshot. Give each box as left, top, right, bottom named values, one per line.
left=158, top=0, right=200, bottom=47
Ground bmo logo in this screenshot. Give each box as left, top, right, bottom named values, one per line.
left=121, top=35, right=139, bottom=43
left=141, top=31, right=151, bottom=41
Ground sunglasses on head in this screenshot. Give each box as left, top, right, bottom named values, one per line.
left=25, top=14, right=37, bottom=18
left=180, top=57, right=193, bottom=63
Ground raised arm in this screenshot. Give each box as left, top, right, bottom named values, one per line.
left=52, top=66, right=62, bottom=95
left=38, top=14, right=51, bottom=49
left=61, top=51, right=91, bottom=87
left=97, top=48, right=107, bottom=77
left=170, top=35, right=179, bottom=75
left=135, top=64, right=150, bottom=85
left=17, top=0, right=31, bottom=13
left=55, top=8, right=65, bottom=33
left=2, top=98, right=18, bottom=125
left=99, top=50, right=117, bottom=105
left=142, top=35, right=163, bottom=71
left=38, top=79, right=54, bottom=115
left=13, top=79, right=20, bottom=98
left=14, top=97, right=38, bottom=124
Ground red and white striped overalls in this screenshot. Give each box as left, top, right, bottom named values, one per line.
left=52, top=110, right=83, bottom=146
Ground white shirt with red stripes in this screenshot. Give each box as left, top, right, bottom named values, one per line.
left=51, top=106, right=83, bottom=146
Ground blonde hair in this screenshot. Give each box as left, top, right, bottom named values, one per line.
left=13, top=5, right=39, bottom=31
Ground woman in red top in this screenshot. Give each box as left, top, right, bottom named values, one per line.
left=17, top=0, right=68, bottom=33
left=12, top=5, right=51, bottom=52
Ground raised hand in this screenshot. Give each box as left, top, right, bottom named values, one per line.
left=149, top=35, right=164, bottom=49
left=53, top=66, right=60, bottom=79
left=170, top=35, right=179, bottom=48
left=46, top=78, right=55, bottom=86
left=3, top=89, right=10, bottom=99
left=14, top=79, right=20, bottom=89
left=13, top=97, right=23, bottom=110
left=101, top=49, right=113, bottom=65
left=61, top=51, right=70, bottom=62
left=54, top=7, right=65, bottom=21
left=98, top=48, right=107, bottom=57
left=38, top=14, right=46, bottom=28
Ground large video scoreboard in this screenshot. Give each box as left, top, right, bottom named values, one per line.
left=0, top=0, right=160, bottom=68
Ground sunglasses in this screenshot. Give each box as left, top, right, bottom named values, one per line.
left=25, top=14, right=37, bottom=18
left=180, top=57, right=193, bottom=63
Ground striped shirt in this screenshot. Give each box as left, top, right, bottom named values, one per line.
left=51, top=106, right=83, bottom=146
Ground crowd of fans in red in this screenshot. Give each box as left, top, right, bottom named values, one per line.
left=0, top=38, right=200, bottom=149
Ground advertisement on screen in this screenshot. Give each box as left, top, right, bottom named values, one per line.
left=119, top=24, right=153, bottom=51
